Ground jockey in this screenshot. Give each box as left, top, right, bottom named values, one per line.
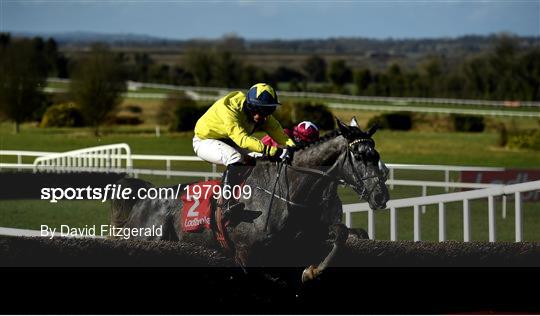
left=261, top=121, right=320, bottom=147
left=193, top=83, right=296, bottom=218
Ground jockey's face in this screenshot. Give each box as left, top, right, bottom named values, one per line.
left=252, top=112, right=269, bottom=124
left=245, top=102, right=275, bottom=124
left=252, top=112, right=267, bottom=123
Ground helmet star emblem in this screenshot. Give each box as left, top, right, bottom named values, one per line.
left=255, top=84, right=276, bottom=99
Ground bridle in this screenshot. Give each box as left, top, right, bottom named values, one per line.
left=287, top=138, right=380, bottom=197
left=345, top=138, right=381, bottom=199
left=259, top=137, right=382, bottom=231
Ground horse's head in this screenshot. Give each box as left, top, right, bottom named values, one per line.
left=336, top=117, right=389, bottom=210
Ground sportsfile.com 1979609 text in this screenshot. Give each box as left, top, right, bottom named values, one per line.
left=39, top=183, right=252, bottom=203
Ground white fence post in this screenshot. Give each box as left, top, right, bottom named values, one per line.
left=390, top=207, right=397, bottom=241
left=463, top=199, right=471, bottom=242
left=414, top=205, right=421, bottom=241
left=444, top=169, right=450, bottom=192
left=422, top=185, right=427, bottom=213
left=389, top=168, right=394, bottom=190
left=368, top=209, right=375, bottom=240
left=502, top=195, right=507, bottom=219
left=488, top=195, right=496, bottom=242
left=438, top=202, right=446, bottom=242
left=345, top=212, right=352, bottom=229
left=515, top=192, right=522, bottom=242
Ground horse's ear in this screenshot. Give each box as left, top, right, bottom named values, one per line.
left=336, top=117, right=352, bottom=137
left=350, top=116, right=359, bottom=128
left=366, top=123, right=379, bottom=137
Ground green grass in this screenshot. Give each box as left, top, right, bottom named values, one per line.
left=1, top=116, right=539, bottom=241
left=2, top=121, right=539, bottom=167
left=45, top=81, right=69, bottom=90
left=0, top=199, right=109, bottom=231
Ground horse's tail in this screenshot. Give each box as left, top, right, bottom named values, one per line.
left=110, top=177, right=153, bottom=229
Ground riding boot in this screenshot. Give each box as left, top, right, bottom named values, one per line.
left=219, top=163, right=246, bottom=222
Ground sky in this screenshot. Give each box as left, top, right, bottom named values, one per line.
left=1, top=0, right=539, bottom=40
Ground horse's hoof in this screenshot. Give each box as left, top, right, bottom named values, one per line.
left=329, top=223, right=349, bottom=245
left=349, top=227, right=369, bottom=240
left=301, top=265, right=319, bottom=283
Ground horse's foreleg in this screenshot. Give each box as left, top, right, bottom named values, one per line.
left=301, top=223, right=348, bottom=283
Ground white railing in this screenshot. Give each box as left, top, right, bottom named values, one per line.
left=1, top=145, right=536, bottom=243
left=1, top=147, right=502, bottom=187
left=343, top=180, right=540, bottom=243
left=130, top=154, right=218, bottom=179
left=385, top=163, right=503, bottom=191
left=0, top=150, right=56, bottom=171
left=32, top=143, right=132, bottom=174
left=47, top=78, right=540, bottom=107
left=326, top=102, right=540, bottom=118
left=281, top=91, right=540, bottom=108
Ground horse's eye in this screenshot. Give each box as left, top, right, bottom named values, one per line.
left=365, top=147, right=379, bottom=159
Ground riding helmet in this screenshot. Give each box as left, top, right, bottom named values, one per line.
left=245, top=83, right=280, bottom=115
left=293, top=121, right=320, bottom=143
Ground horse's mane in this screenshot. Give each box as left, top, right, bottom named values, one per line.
left=293, top=129, right=342, bottom=152
left=295, top=126, right=371, bottom=151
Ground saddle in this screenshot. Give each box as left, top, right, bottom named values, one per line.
left=180, top=164, right=258, bottom=252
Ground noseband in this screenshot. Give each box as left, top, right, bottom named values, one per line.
left=287, top=138, right=380, bottom=199
left=346, top=138, right=380, bottom=199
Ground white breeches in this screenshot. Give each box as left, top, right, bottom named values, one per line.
left=192, top=136, right=262, bottom=166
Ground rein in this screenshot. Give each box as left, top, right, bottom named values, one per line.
left=288, top=144, right=379, bottom=193
left=259, top=141, right=379, bottom=231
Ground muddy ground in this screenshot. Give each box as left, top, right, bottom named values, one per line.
left=1, top=235, right=539, bottom=313
left=1, top=235, right=539, bottom=267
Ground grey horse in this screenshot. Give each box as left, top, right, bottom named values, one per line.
left=111, top=118, right=389, bottom=279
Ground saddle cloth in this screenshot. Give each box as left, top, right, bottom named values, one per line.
left=180, top=180, right=221, bottom=233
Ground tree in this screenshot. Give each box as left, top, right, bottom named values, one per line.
left=241, top=64, right=273, bottom=87
left=418, top=56, right=445, bottom=97
left=490, top=35, right=520, bottom=100
left=171, top=66, right=195, bottom=86
left=43, top=38, right=61, bottom=76
left=462, top=56, right=493, bottom=99
left=372, top=73, right=391, bottom=96
left=387, top=64, right=405, bottom=97
left=133, top=53, right=153, bottom=82
left=353, top=68, right=372, bottom=95
left=157, top=92, right=197, bottom=128
left=272, top=66, right=304, bottom=82
left=149, top=64, right=171, bottom=84
left=212, top=50, right=242, bottom=88
left=519, top=49, right=540, bottom=101
left=185, top=48, right=214, bottom=86
left=302, top=55, right=326, bottom=82
left=328, top=59, right=352, bottom=91
left=70, top=44, right=126, bottom=136
left=0, top=37, right=48, bottom=133
left=0, top=33, right=9, bottom=48
left=217, top=33, right=245, bottom=52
